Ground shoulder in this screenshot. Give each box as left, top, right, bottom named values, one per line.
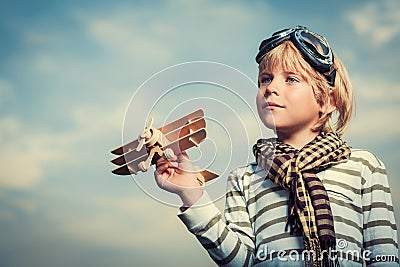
left=228, top=162, right=258, bottom=186
left=333, top=149, right=385, bottom=173
left=349, top=149, right=385, bottom=170
left=229, top=162, right=259, bottom=178
left=331, top=148, right=388, bottom=187
left=227, top=162, right=267, bottom=192
left=349, top=149, right=387, bottom=179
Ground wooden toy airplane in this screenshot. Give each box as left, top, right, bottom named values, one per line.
left=110, top=109, right=219, bottom=185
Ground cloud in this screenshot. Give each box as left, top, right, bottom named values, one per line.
left=76, top=0, right=272, bottom=66
left=88, top=19, right=174, bottom=61
left=69, top=102, right=126, bottom=140
left=0, top=209, right=14, bottom=222
left=0, top=101, right=125, bottom=190
left=346, top=0, right=400, bottom=47
left=345, top=106, right=400, bottom=144
left=351, top=73, right=400, bottom=101
left=45, top=194, right=186, bottom=249
left=0, top=79, right=14, bottom=104
left=0, top=116, right=68, bottom=189
left=344, top=72, right=400, bottom=145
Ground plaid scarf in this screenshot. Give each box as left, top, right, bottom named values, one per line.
left=253, top=132, right=351, bottom=267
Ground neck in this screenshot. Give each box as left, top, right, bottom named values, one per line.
left=276, top=130, right=320, bottom=149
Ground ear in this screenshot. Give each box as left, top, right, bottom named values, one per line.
left=319, top=90, right=337, bottom=114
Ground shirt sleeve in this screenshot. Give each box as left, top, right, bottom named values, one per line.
left=178, top=169, right=256, bottom=266
left=362, top=155, right=399, bottom=266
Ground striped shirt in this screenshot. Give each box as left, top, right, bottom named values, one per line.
left=178, top=149, right=399, bottom=266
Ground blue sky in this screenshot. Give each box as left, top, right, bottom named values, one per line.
left=0, top=1, right=399, bottom=266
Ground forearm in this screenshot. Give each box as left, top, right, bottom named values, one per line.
left=179, top=187, right=203, bottom=209
left=178, top=191, right=255, bottom=266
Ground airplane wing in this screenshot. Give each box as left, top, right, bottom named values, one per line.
left=110, top=117, right=206, bottom=167
left=164, top=128, right=206, bottom=155
left=158, top=108, right=204, bottom=135
left=110, top=108, right=204, bottom=155
left=111, top=128, right=207, bottom=176
left=111, top=153, right=147, bottom=175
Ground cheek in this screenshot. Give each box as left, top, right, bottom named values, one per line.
left=304, top=92, right=323, bottom=113
left=289, top=89, right=319, bottom=109
left=256, top=92, right=265, bottom=109
left=256, top=94, right=274, bottom=128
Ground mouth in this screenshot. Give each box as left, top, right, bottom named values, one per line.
left=263, top=101, right=284, bottom=109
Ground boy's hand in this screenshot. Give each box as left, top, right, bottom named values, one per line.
left=154, top=151, right=203, bottom=207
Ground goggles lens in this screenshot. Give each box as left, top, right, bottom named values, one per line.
left=256, top=26, right=336, bottom=86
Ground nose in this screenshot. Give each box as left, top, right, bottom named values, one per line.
left=260, top=80, right=279, bottom=98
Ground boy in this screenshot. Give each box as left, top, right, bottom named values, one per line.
left=154, top=26, right=398, bottom=266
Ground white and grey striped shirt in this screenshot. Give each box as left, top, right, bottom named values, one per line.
left=178, top=149, right=399, bottom=266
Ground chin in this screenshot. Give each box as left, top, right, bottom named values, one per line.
left=257, top=108, right=277, bottom=130
left=260, top=117, right=275, bottom=130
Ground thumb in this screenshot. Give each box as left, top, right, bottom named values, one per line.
left=154, top=170, right=174, bottom=191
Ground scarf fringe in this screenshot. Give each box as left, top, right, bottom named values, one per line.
left=303, top=237, right=341, bottom=267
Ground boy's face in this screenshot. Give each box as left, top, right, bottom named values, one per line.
left=256, top=65, right=323, bottom=136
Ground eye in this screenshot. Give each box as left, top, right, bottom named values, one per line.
left=286, top=77, right=299, bottom=83
left=260, top=76, right=272, bottom=84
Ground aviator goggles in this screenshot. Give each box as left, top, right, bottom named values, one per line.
left=256, top=25, right=336, bottom=86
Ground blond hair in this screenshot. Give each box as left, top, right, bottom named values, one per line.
left=258, top=41, right=354, bottom=136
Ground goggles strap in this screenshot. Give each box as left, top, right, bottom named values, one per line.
left=326, top=66, right=336, bottom=87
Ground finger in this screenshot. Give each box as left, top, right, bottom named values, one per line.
left=155, top=163, right=167, bottom=174
left=154, top=168, right=176, bottom=189
left=156, top=160, right=180, bottom=175
left=155, top=157, right=169, bottom=166
left=156, top=162, right=172, bottom=174
left=155, top=156, right=178, bottom=168
left=164, top=152, right=178, bottom=161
